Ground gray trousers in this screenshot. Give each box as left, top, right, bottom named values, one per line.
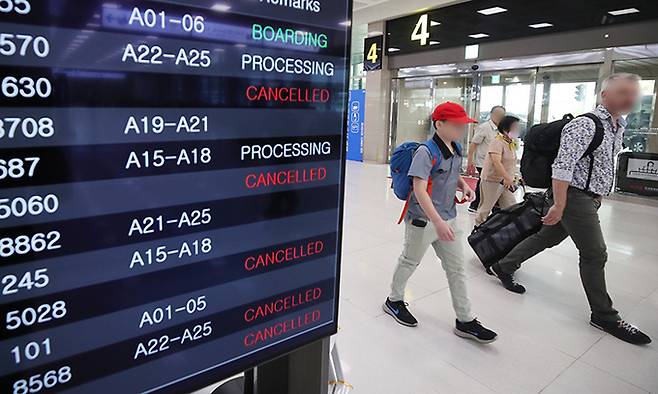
left=499, top=187, right=620, bottom=322
left=389, top=219, right=474, bottom=323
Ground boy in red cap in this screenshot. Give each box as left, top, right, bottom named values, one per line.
left=384, top=102, right=498, bottom=343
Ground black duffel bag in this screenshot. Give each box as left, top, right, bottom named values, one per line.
left=468, top=192, right=550, bottom=270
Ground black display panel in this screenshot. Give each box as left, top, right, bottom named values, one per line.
left=363, top=35, right=382, bottom=71
left=0, top=0, right=351, bottom=392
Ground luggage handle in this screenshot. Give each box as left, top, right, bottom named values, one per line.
left=519, top=179, right=550, bottom=216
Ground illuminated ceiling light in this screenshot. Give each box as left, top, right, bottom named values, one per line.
left=465, top=44, right=479, bottom=59
left=429, top=41, right=440, bottom=45
left=528, top=22, right=553, bottom=29
left=388, top=47, right=400, bottom=52
left=477, top=6, right=507, bottom=15
left=608, top=8, right=639, bottom=16
left=339, top=20, right=352, bottom=26
left=469, top=33, right=489, bottom=39
left=211, top=3, right=231, bottom=12
left=430, top=20, right=441, bottom=26
left=604, top=33, right=610, bottom=38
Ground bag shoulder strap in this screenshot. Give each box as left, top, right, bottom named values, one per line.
left=397, top=139, right=465, bottom=224
left=454, top=141, right=463, bottom=156
left=397, top=139, right=443, bottom=225
left=577, top=113, right=605, bottom=191
left=578, top=113, right=605, bottom=158
left=423, top=138, right=443, bottom=173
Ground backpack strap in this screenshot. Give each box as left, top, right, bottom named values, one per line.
left=440, top=141, right=469, bottom=204
left=423, top=139, right=443, bottom=204
left=396, top=139, right=464, bottom=224
left=577, top=113, right=605, bottom=191
left=423, top=138, right=443, bottom=175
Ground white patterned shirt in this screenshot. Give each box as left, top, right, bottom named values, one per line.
left=552, top=105, right=625, bottom=196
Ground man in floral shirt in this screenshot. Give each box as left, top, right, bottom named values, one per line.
left=489, top=73, right=651, bottom=346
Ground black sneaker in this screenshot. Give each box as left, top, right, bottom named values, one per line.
left=454, top=319, right=498, bottom=343
left=383, top=298, right=418, bottom=327
left=467, top=206, right=477, bottom=213
left=590, top=317, right=652, bottom=345
left=489, top=263, right=526, bottom=294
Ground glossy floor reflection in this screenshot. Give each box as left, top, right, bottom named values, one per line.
left=337, top=161, right=658, bottom=394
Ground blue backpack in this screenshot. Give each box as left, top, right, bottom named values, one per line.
left=390, top=138, right=443, bottom=200
left=390, top=138, right=463, bottom=224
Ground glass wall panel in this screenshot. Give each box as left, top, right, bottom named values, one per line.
left=435, top=77, right=469, bottom=106
left=506, top=84, right=532, bottom=120
left=480, top=70, right=536, bottom=133
left=388, top=60, right=658, bottom=161
left=534, top=83, right=544, bottom=125
left=390, top=52, right=658, bottom=162
left=547, top=82, right=598, bottom=121
left=392, top=77, right=434, bottom=149
left=613, top=58, right=658, bottom=153
left=480, top=85, right=504, bottom=122
left=536, top=64, right=601, bottom=123
left=390, top=76, right=474, bottom=158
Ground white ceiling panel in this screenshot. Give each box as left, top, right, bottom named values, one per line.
left=353, top=0, right=469, bottom=25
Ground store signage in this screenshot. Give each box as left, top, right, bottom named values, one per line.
left=617, top=152, right=658, bottom=196
left=363, top=35, right=383, bottom=71
left=627, top=158, right=658, bottom=181
left=0, top=0, right=349, bottom=392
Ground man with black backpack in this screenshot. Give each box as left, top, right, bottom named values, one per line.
left=489, top=73, right=651, bottom=345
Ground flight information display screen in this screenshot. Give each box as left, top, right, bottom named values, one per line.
left=0, top=0, right=350, bottom=392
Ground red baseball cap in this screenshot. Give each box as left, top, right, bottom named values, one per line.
left=431, top=102, right=478, bottom=124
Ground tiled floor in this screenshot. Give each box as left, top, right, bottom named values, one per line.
left=336, top=161, right=658, bottom=394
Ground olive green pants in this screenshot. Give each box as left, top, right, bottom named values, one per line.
left=499, top=187, right=620, bottom=322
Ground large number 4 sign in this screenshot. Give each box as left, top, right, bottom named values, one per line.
left=367, top=42, right=378, bottom=64
left=363, top=35, right=383, bottom=71
left=411, top=14, right=430, bottom=46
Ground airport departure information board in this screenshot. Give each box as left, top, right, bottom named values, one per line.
left=0, top=0, right=350, bottom=392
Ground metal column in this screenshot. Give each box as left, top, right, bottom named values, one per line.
left=253, top=338, right=330, bottom=394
